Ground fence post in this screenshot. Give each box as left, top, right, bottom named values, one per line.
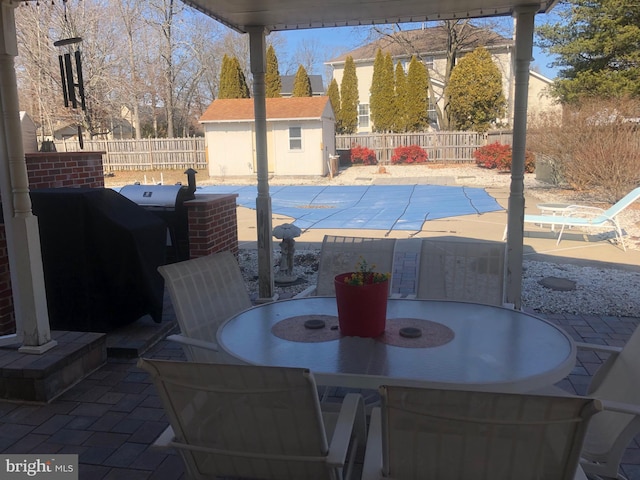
left=147, top=138, right=153, bottom=169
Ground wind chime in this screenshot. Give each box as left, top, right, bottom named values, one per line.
left=53, top=2, right=86, bottom=148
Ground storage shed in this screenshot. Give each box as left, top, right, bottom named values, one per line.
left=200, top=96, right=335, bottom=177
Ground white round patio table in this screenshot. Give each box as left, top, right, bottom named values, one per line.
left=217, top=297, right=576, bottom=393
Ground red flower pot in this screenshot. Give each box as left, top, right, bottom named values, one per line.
left=334, top=273, right=389, bottom=337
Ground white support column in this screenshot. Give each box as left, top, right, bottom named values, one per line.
left=247, top=26, right=276, bottom=303
left=505, top=6, right=536, bottom=309
left=0, top=1, right=56, bottom=353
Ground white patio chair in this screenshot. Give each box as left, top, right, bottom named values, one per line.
left=362, top=385, right=601, bottom=480
left=138, top=358, right=367, bottom=480
left=294, top=235, right=396, bottom=298
left=158, top=251, right=252, bottom=363
left=571, top=324, right=640, bottom=480
left=415, top=237, right=507, bottom=306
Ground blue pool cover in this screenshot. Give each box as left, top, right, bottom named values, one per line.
left=197, top=184, right=503, bottom=233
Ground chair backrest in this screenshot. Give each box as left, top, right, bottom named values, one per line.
left=582, top=324, right=640, bottom=470
left=416, top=238, right=506, bottom=305
left=139, top=358, right=335, bottom=480
left=380, top=386, right=601, bottom=480
left=602, top=186, right=640, bottom=218
left=315, top=235, right=396, bottom=296
left=158, top=251, right=252, bottom=343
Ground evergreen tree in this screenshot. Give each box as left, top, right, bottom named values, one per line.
left=265, top=45, right=281, bottom=98
left=233, top=56, right=250, bottom=98
left=218, top=55, right=250, bottom=99
left=339, top=55, right=359, bottom=134
left=405, top=56, right=429, bottom=132
left=370, top=49, right=396, bottom=132
left=327, top=78, right=341, bottom=123
left=445, top=46, right=505, bottom=132
left=537, top=0, right=640, bottom=103
left=292, top=65, right=312, bottom=97
left=394, top=61, right=408, bottom=133
left=218, top=54, right=232, bottom=99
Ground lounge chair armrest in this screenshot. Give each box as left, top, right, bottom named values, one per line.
left=166, top=333, right=219, bottom=352
left=575, top=342, right=622, bottom=355
left=600, top=399, right=640, bottom=417
left=361, top=407, right=383, bottom=480
left=293, top=285, right=317, bottom=298
left=326, top=393, right=367, bottom=468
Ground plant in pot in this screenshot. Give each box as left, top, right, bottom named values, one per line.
left=334, top=257, right=390, bottom=337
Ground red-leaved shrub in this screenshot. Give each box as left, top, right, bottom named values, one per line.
left=390, top=145, right=429, bottom=164
left=349, top=145, right=377, bottom=165
left=474, top=142, right=535, bottom=173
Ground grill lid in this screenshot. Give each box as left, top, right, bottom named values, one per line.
left=119, top=184, right=185, bottom=208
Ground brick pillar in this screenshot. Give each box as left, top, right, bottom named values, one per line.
left=185, top=194, right=239, bottom=258
left=25, top=152, right=105, bottom=189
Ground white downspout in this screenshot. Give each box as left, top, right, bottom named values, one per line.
left=505, top=6, right=536, bottom=309
left=0, top=1, right=56, bottom=352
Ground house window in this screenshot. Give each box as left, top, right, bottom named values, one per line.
left=358, top=104, right=370, bottom=128
left=428, top=98, right=437, bottom=123
left=423, top=56, right=434, bottom=69
left=289, top=126, right=302, bottom=150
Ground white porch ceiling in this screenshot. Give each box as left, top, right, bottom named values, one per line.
left=180, top=0, right=558, bottom=32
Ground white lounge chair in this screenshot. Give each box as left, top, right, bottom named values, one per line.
left=415, top=238, right=507, bottom=306
left=294, top=235, right=396, bottom=298
left=139, top=359, right=367, bottom=480
left=362, top=385, right=601, bottom=480
left=157, top=251, right=252, bottom=363
left=523, top=186, right=640, bottom=251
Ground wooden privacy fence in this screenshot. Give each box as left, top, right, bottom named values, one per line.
left=53, top=131, right=513, bottom=170
left=336, top=131, right=513, bottom=164
left=54, top=137, right=207, bottom=171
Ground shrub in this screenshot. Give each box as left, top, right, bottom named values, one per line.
left=390, top=145, right=429, bottom=164
left=349, top=145, right=377, bottom=165
left=527, top=98, right=640, bottom=202
left=474, top=142, right=535, bottom=173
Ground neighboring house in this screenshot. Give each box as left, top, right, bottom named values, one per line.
left=326, top=24, right=560, bottom=132
left=200, top=96, right=335, bottom=177
left=280, top=75, right=325, bottom=97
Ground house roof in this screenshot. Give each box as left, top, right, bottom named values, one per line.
left=327, top=25, right=511, bottom=64
left=280, top=75, right=325, bottom=96
left=200, top=97, right=332, bottom=122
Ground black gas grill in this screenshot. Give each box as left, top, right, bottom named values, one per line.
left=120, top=169, right=196, bottom=262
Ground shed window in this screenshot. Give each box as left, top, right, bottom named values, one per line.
left=289, top=126, right=302, bottom=150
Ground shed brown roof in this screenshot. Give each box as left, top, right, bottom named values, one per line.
left=200, top=96, right=332, bottom=122
left=328, top=24, right=511, bottom=63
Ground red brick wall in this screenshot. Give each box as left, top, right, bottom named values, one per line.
left=186, top=194, right=239, bottom=258
left=0, top=228, right=14, bottom=335
left=25, top=152, right=105, bottom=189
